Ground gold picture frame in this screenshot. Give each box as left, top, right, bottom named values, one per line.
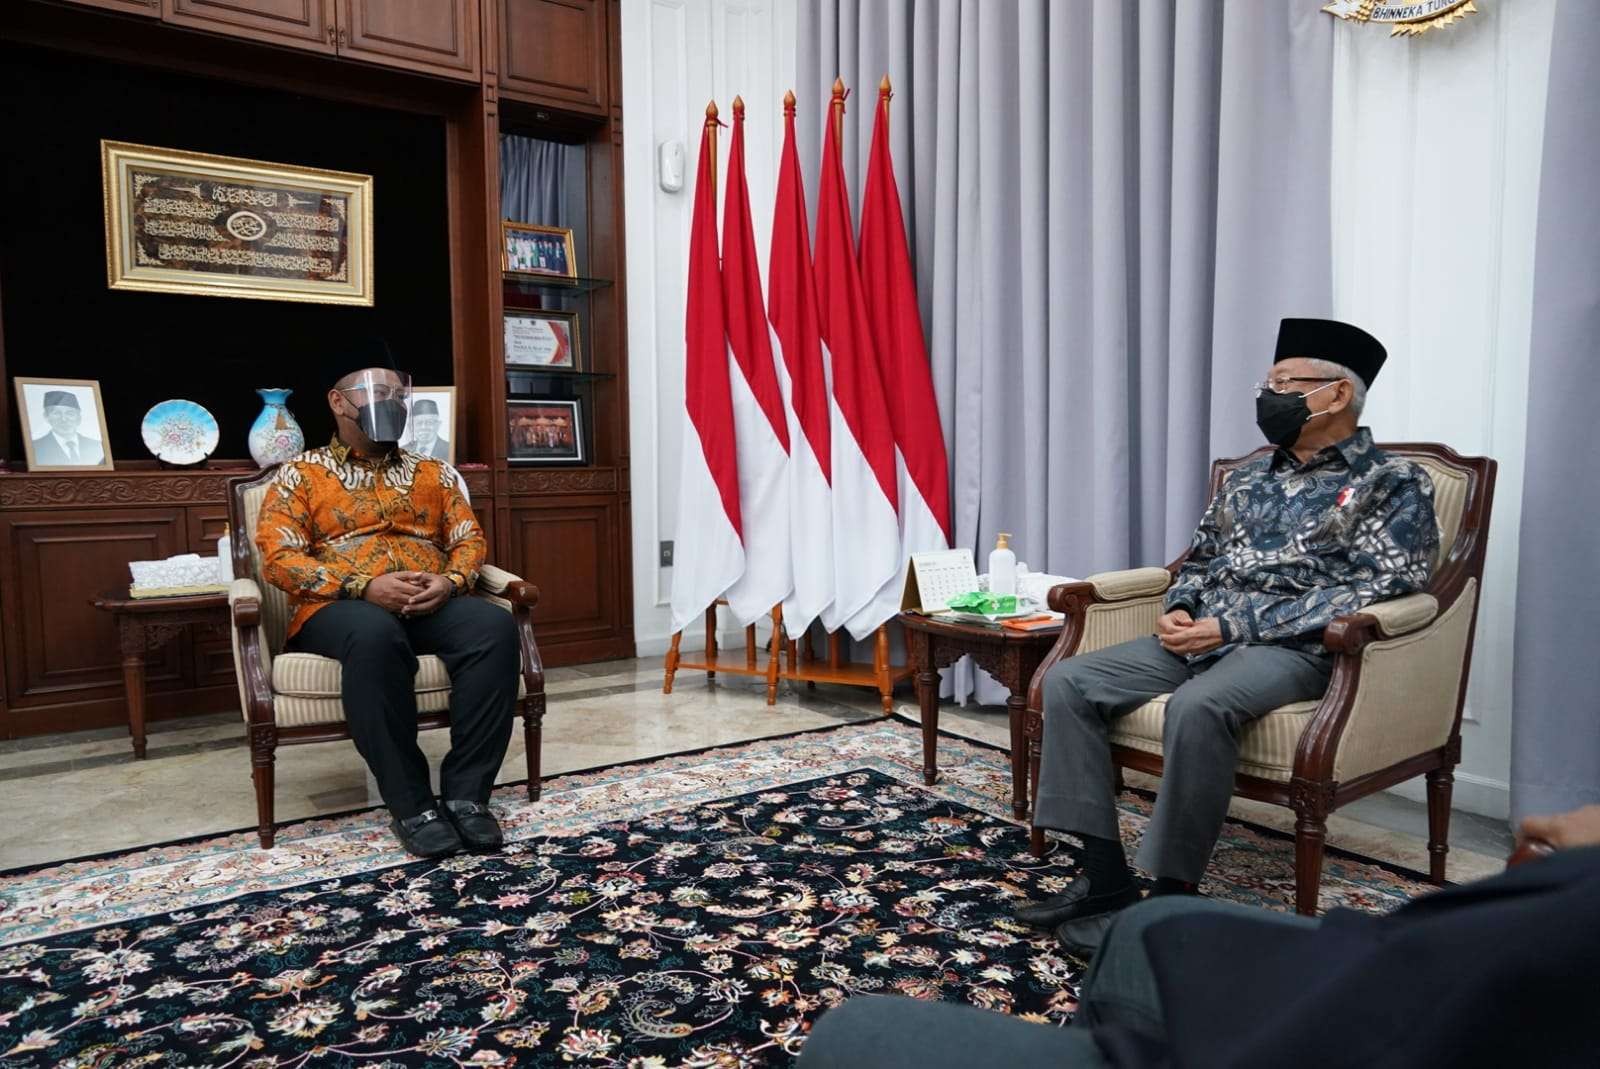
left=14, top=377, right=116, bottom=472
left=102, top=140, right=374, bottom=306
left=502, top=221, right=578, bottom=280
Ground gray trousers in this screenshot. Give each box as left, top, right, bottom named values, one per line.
left=1034, top=636, right=1332, bottom=883
left=798, top=897, right=1317, bottom=1068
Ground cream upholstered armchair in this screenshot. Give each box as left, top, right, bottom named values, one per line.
left=1024, top=443, right=1496, bottom=914
left=226, top=468, right=546, bottom=849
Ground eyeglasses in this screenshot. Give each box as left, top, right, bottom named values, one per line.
left=338, top=384, right=407, bottom=403
left=1252, top=376, right=1340, bottom=396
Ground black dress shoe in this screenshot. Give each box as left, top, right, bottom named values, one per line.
left=1014, top=876, right=1140, bottom=929
left=392, top=808, right=463, bottom=859
left=1056, top=908, right=1125, bottom=959
left=442, top=799, right=504, bottom=853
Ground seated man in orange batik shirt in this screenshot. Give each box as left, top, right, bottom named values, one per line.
left=256, top=343, right=517, bottom=859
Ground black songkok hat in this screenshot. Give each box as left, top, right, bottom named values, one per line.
left=329, top=338, right=399, bottom=385
left=1274, top=318, right=1387, bottom=388
left=41, top=390, right=79, bottom=410
left=411, top=399, right=439, bottom=417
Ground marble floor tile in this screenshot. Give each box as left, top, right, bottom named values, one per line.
left=0, top=659, right=1507, bottom=889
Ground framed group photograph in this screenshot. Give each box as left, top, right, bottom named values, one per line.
left=504, top=309, right=582, bottom=370
left=102, top=140, right=374, bottom=306
left=14, top=377, right=114, bottom=471
left=400, top=386, right=455, bottom=463
left=507, top=399, right=585, bottom=465
left=502, top=221, right=577, bottom=279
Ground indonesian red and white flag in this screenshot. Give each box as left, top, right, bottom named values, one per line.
left=848, top=79, right=952, bottom=635
left=814, top=82, right=900, bottom=639
left=720, top=98, right=793, bottom=626
left=669, top=111, right=745, bottom=634
left=769, top=92, right=835, bottom=637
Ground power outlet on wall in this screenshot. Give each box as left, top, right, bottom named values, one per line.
left=660, top=540, right=674, bottom=567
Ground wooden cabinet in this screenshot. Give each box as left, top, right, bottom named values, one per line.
left=499, top=0, right=607, bottom=113
left=0, top=509, right=188, bottom=719
left=160, top=0, right=480, bottom=79
left=336, top=0, right=480, bottom=80
left=509, top=494, right=624, bottom=655
left=162, top=0, right=336, bottom=53
left=58, top=0, right=160, bottom=16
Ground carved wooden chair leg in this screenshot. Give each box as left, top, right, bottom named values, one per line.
left=663, top=631, right=682, bottom=694
left=1029, top=735, right=1045, bottom=856
left=1426, top=765, right=1454, bottom=885
left=1291, top=782, right=1332, bottom=916
left=250, top=724, right=278, bottom=850
left=525, top=693, right=545, bottom=802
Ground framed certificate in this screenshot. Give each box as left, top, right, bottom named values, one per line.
left=504, top=309, right=582, bottom=370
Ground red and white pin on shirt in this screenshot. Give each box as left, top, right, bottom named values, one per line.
left=1337, top=486, right=1356, bottom=509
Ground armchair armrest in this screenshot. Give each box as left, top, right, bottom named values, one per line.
left=1080, top=567, right=1172, bottom=604
left=477, top=563, right=540, bottom=610
left=1323, top=593, right=1438, bottom=653
left=229, top=576, right=263, bottom=628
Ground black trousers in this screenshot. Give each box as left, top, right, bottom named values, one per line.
left=290, top=597, right=520, bottom=819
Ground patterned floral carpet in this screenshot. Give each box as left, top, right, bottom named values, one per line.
left=0, top=719, right=1434, bottom=1066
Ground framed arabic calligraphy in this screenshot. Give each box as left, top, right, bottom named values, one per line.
left=101, top=141, right=374, bottom=306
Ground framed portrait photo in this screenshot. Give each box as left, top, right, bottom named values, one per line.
left=507, top=399, right=585, bottom=465
left=502, top=221, right=577, bottom=280
left=14, top=377, right=115, bottom=471
left=400, top=386, right=456, bottom=464
left=102, top=140, right=374, bottom=306
left=504, top=309, right=582, bottom=370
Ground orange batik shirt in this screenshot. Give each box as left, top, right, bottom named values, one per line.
left=255, top=437, right=486, bottom=639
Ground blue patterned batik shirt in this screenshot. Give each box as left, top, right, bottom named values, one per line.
left=1164, top=428, right=1438, bottom=658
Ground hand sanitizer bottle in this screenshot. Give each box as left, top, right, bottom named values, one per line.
left=989, top=533, right=1017, bottom=597
left=216, top=524, right=234, bottom=583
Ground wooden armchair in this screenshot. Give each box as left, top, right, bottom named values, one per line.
left=226, top=468, right=547, bottom=848
left=1024, top=443, right=1496, bottom=914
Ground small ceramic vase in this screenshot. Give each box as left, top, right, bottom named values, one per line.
left=248, top=388, right=305, bottom=467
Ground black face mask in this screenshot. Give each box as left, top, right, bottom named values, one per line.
left=354, top=398, right=409, bottom=443
left=1255, top=380, right=1343, bottom=449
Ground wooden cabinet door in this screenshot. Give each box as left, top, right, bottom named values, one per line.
left=162, top=0, right=336, bottom=53
left=187, top=508, right=237, bottom=689
left=59, top=0, right=161, bottom=16
left=510, top=497, right=617, bottom=645
left=498, top=0, right=607, bottom=114
left=0, top=510, right=187, bottom=714
left=337, top=0, right=480, bottom=81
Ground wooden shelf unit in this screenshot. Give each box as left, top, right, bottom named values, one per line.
left=0, top=0, right=633, bottom=740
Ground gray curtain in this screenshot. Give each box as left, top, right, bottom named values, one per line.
left=796, top=0, right=1334, bottom=576
left=500, top=134, right=571, bottom=225
left=1509, top=0, right=1600, bottom=822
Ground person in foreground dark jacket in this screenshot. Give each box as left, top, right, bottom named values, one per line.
left=798, top=805, right=1600, bottom=1068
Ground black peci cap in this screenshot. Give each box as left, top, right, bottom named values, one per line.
left=1274, top=318, right=1387, bottom=388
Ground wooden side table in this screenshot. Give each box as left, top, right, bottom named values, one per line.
left=91, top=588, right=230, bottom=759
left=898, top=612, right=1062, bottom=821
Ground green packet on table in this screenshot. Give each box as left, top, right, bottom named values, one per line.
left=946, top=591, right=1017, bottom=615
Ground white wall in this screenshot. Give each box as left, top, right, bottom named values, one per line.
left=1331, top=0, right=1558, bottom=819
left=621, top=0, right=797, bottom=656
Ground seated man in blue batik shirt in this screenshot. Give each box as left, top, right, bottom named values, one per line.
left=1018, top=318, right=1438, bottom=955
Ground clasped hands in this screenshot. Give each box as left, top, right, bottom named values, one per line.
left=364, top=571, right=453, bottom=617
left=1156, top=609, right=1224, bottom=656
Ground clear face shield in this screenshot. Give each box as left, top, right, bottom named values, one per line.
left=338, top=369, right=412, bottom=444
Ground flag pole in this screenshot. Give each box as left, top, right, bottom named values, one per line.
left=880, top=74, right=891, bottom=135
left=831, top=76, right=846, bottom=147
left=705, top=99, right=719, bottom=195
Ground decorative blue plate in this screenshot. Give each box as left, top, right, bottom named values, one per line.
left=141, top=399, right=220, bottom=465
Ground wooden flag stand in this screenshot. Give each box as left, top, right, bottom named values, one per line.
left=663, top=604, right=910, bottom=712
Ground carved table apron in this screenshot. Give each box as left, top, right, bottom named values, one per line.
left=91, top=589, right=231, bottom=759
left=897, top=612, right=1062, bottom=821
